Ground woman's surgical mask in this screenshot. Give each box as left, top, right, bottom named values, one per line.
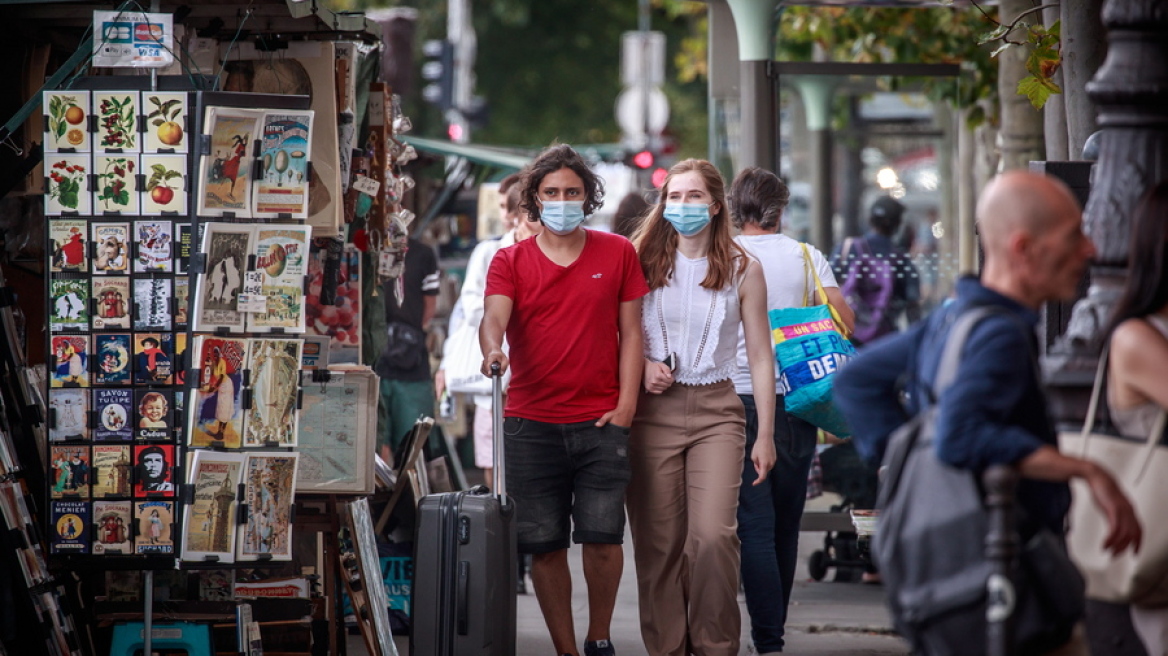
left=539, top=200, right=587, bottom=235
left=663, top=203, right=712, bottom=237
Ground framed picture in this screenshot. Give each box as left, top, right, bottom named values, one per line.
left=193, top=223, right=252, bottom=333
left=91, top=277, right=131, bottom=330
left=132, top=278, right=172, bottom=331
left=50, top=278, right=89, bottom=332
left=93, top=91, right=141, bottom=153
left=142, top=92, right=189, bottom=154
left=93, top=155, right=140, bottom=215
left=133, top=220, right=174, bottom=273
left=197, top=107, right=262, bottom=218
left=48, top=389, right=89, bottom=442
left=237, top=452, right=299, bottom=562
left=248, top=225, right=311, bottom=333
left=91, top=222, right=131, bottom=275
left=43, top=91, right=90, bottom=153
left=242, top=338, right=302, bottom=447
left=49, top=219, right=88, bottom=273
left=141, top=155, right=188, bottom=216
left=45, top=154, right=92, bottom=216
left=92, top=500, right=133, bottom=555
left=134, top=500, right=175, bottom=554
left=188, top=336, right=248, bottom=448
left=180, top=450, right=244, bottom=564
left=50, top=335, right=89, bottom=388
left=296, top=368, right=377, bottom=495
left=93, top=390, right=133, bottom=442
left=254, top=111, right=313, bottom=219
left=91, top=445, right=132, bottom=496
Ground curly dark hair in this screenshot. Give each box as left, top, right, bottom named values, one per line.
left=519, top=144, right=605, bottom=220
left=728, top=167, right=790, bottom=231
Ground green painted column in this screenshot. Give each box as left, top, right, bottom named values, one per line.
left=792, top=75, right=838, bottom=251
left=726, top=0, right=777, bottom=171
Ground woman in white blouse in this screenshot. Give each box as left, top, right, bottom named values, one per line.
left=627, top=159, right=776, bottom=656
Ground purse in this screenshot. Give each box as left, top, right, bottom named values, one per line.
left=1060, top=347, right=1168, bottom=606
left=442, top=321, right=509, bottom=396
left=768, top=243, right=855, bottom=437
left=875, top=306, right=1084, bottom=655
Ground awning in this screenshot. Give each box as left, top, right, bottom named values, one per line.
left=402, top=135, right=532, bottom=174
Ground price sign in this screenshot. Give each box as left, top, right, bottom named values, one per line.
left=352, top=175, right=380, bottom=197
left=237, top=272, right=267, bottom=313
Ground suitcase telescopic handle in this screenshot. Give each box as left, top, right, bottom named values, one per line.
left=490, top=363, right=505, bottom=498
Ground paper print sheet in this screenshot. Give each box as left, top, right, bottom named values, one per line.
left=133, top=444, right=176, bottom=496
left=248, top=226, right=311, bottom=333
left=243, top=338, right=302, bottom=447
left=133, top=332, right=173, bottom=385
left=93, top=389, right=133, bottom=442
left=43, top=91, right=91, bottom=153
left=91, top=277, right=131, bottom=330
left=296, top=368, right=377, bottom=494
left=49, top=389, right=89, bottom=442
left=255, top=112, right=313, bottom=219
left=93, top=92, right=140, bottom=153
left=188, top=336, right=248, bottom=448
left=134, top=500, right=174, bottom=554
left=142, top=155, right=187, bottom=215
left=92, top=500, right=132, bottom=555
left=134, top=220, right=174, bottom=273
left=50, top=500, right=89, bottom=554
left=91, top=222, right=130, bottom=274
left=175, top=277, right=190, bottom=328
left=306, top=244, right=361, bottom=364
left=49, top=219, right=88, bottom=273
left=134, top=389, right=173, bottom=442
left=142, top=92, right=188, bottom=154
left=181, top=451, right=244, bottom=563
left=198, top=107, right=262, bottom=217
left=194, top=223, right=252, bottom=332
left=133, top=278, right=172, bottom=331
left=45, top=154, right=92, bottom=215
left=50, top=446, right=90, bottom=498
left=50, top=335, right=89, bottom=388
left=94, top=155, right=139, bottom=214
left=175, top=223, right=193, bottom=274
left=91, top=445, right=132, bottom=497
left=50, top=278, right=89, bottom=332
left=237, top=453, right=298, bottom=562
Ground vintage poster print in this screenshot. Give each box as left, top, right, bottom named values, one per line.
left=306, top=244, right=361, bottom=363
left=44, top=91, right=90, bottom=153
left=254, top=112, right=313, bottom=219
left=94, top=155, right=139, bottom=214
left=174, top=390, right=185, bottom=443
left=134, top=220, right=173, bottom=273
left=133, top=333, right=173, bottom=385
left=49, top=389, right=89, bottom=442
left=49, top=220, right=88, bottom=273
left=92, top=445, right=132, bottom=497
left=50, top=446, right=90, bottom=498
left=134, top=500, right=174, bottom=554
left=50, top=278, right=89, bottom=332
left=91, top=277, right=131, bottom=330
left=297, top=369, right=377, bottom=494
left=93, top=389, right=133, bottom=442
left=175, top=223, right=192, bottom=274
left=243, top=338, right=302, bottom=447
left=133, top=278, right=172, bottom=331
left=134, top=389, right=173, bottom=441
left=189, top=336, right=248, bottom=448
left=91, top=222, right=131, bottom=274
left=50, top=500, right=90, bottom=554
left=181, top=450, right=244, bottom=563
left=45, top=154, right=92, bottom=215
left=50, top=335, right=89, bottom=388
left=93, top=92, right=140, bottom=152
left=174, top=277, right=189, bottom=329
left=94, top=333, right=132, bottom=386
left=237, top=453, right=299, bottom=562
left=142, top=92, right=188, bottom=154
left=174, top=333, right=188, bottom=387
left=198, top=107, right=262, bottom=217
left=92, top=500, right=132, bottom=555
left=142, top=155, right=187, bottom=215
left=133, top=444, right=176, bottom=496
left=249, top=226, right=311, bottom=333
left=194, top=223, right=252, bottom=332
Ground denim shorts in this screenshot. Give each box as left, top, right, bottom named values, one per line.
left=503, top=417, right=632, bottom=554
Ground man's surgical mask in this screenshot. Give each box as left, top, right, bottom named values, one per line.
left=663, top=203, right=712, bottom=237
left=539, top=200, right=587, bottom=235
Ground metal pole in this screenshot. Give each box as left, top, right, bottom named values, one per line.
left=144, top=569, right=154, bottom=656
left=983, top=465, right=1019, bottom=656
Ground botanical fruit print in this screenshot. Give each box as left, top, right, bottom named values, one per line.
left=95, top=156, right=139, bottom=214
left=141, top=154, right=187, bottom=215
left=44, top=91, right=90, bottom=153
left=45, top=155, right=91, bottom=215
left=143, top=93, right=188, bottom=153
left=95, top=92, right=139, bottom=152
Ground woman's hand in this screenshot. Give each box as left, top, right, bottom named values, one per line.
left=643, top=359, right=674, bottom=394
left=751, top=433, right=777, bottom=485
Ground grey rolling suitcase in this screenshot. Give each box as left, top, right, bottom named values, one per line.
left=411, top=365, right=517, bottom=656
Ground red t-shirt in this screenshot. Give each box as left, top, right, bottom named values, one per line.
left=485, top=230, right=649, bottom=423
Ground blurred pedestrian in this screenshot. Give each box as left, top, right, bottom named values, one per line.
left=480, top=144, right=648, bottom=656
left=728, top=167, right=854, bottom=655
left=612, top=190, right=651, bottom=240
left=627, top=159, right=776, bottom=656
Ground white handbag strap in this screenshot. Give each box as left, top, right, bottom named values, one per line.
left=1080, top=343, right=1168, bottom=483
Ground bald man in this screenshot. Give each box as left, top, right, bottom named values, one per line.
left=833, top=171, right=1140, bottom=655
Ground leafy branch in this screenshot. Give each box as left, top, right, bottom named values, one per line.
left=973, top=0, right=1062, bottom=108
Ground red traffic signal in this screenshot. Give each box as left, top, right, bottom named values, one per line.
left=625, top=149, right=655, bottom=170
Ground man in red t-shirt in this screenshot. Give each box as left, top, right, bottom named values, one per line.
left=481, top=144, right=648, bottom=656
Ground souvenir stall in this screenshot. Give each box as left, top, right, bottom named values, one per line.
left=0, top=2, right=426, bottom=654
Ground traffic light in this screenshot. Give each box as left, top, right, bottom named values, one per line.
left=624, top=148, right=655, bottom=170
left=421, top=39, right=454, bottom=111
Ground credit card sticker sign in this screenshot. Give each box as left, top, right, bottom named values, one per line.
left=92, top=11, right=174, bottom=68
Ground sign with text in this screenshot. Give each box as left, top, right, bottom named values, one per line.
left=93, top=11, right=174, bottom=68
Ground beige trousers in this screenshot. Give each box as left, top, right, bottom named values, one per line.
left=626, top=380, right=746, bottom=656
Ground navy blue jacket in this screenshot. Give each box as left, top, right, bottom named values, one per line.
left=833, top=275, right=1070, bottom=535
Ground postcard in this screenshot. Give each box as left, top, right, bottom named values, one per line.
left=174, top=390, right=185, bottom=444
left=92, top=500, right=133, bottom=555
left=198, top=570, right=233, bottom=601
left=93, top=389, right=133, bottom=442
left=50, top=335, right=89, bottom=389
left=142, top=92, right=189, bottom=154
left=43, top=91, right=91, bottom=153
left=188, top=336, right=248, bottom=448
left=91, top=276, right=131, bottom=330
left=93, top=333, right=132, bottom=386
left=93, top=91, right=140, bottom=153
left=133, top=444, right=176, bottom=496
left=133, top=220, right=174, bottom=273
left=254, top=111, right=313, bottom=219
left=248, top=226, right=311, bottom=333
left=174, top=332, right=188, bottom=387
left=237, top=453, right=299, bottom=562
left=197, top=107, right=262, bottom=217
left=306, top=243, right=361, bottom=364
left=242, top=338, right=302, bottom=447
left=181, top=450, right=244, bottom=563
left=134, top=500, right=174, bottom=554
left=49, top=389, right=89, bottom=442
left=175, top=223, right=193, bottom=274
left=193, top=223, right=252, bottom=333
left=94, top=155, right=140, bottom=215
left=91, top=444, right=132, bottom=497
left=142, top=155, right=188, bottom=216
left=50, top=500, right=89, bottom=554
left=50, top=446, right=90, bottom=498
left=133, top=332, right=173, bottom=385
left=49, top=219, right=88, bottom=273
left=174, top=278, right=190, bottom=329
left=91, top=222, right=131, bottom=274
left=134, top=389, right=174, bottom=442
left=50, top=278, right=89, bottom=332
left=132, top=278, right=172, bottom=331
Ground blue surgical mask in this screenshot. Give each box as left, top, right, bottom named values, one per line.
left=663, top=203, right=712, bottom=237
left=539, top=200, right=587, bottom=235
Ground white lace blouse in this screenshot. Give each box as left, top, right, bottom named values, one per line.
left=642, top=252, right=744, bottom=386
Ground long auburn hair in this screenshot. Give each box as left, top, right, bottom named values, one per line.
left=1104, top=180, right=1168, bottom=341
left=631, top=158, right=748, bottom=291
